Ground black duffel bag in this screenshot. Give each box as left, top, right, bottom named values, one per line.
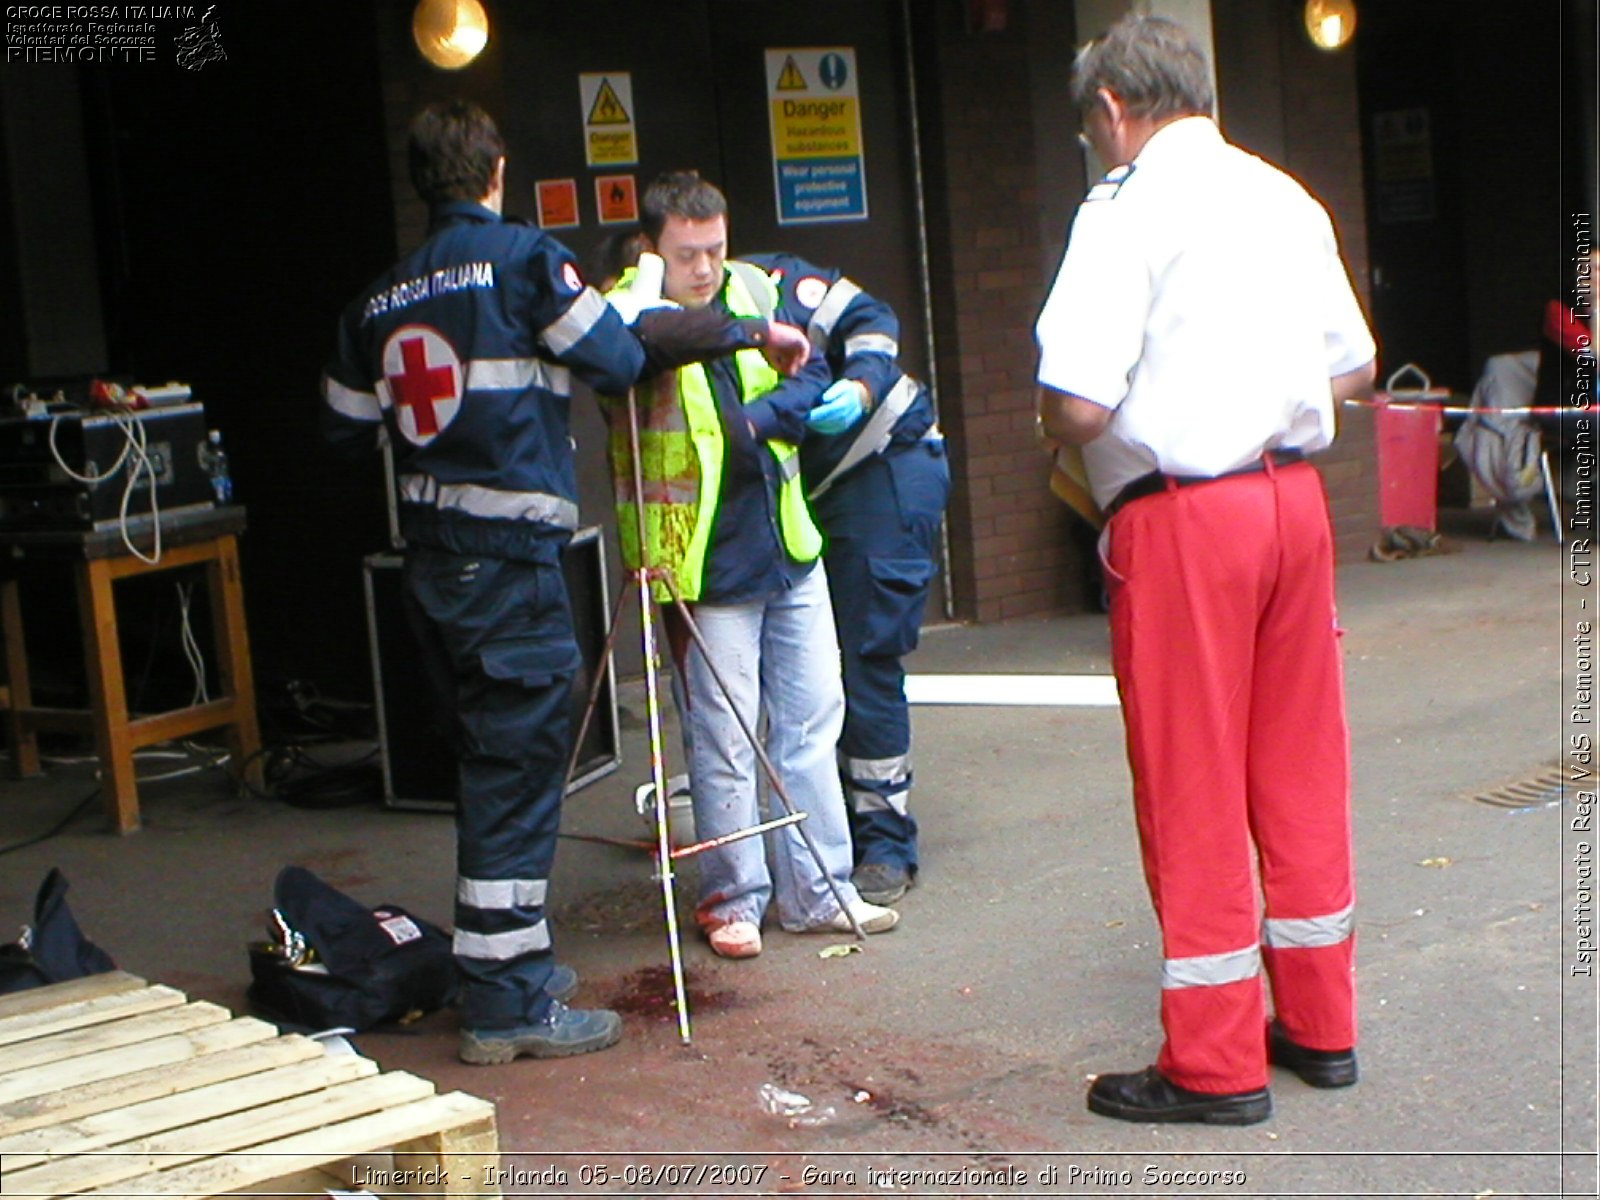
left=247, top=865, right=455, bottom=1031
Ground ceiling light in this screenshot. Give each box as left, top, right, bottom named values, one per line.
left=413, top=0, right=489, bottom=70
left=1304, top=0, right=1357, bottom=51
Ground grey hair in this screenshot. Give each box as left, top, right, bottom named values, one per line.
left=1070, top=13, right=1214, bottom=120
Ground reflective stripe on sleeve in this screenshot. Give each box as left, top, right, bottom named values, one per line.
left=807, top=277, right=863, bottom=349
left=466, top=358, right=572, bottom=396
left=1263, top=903, right=1354, bottom=950
left=323, top=376, right=382, bottom=422
left=399, top=474, right=579, bottom=529
left=777, top=452, right=800, bottom=483
left=844, top=332, right=898, bottom=359
left=540, top=287, right=609, bottom=355
left=1161, top=944, right=1261, bottom=990
left=457, top=877, right=549, bottom=909
left=453, top=921, right=552, bottom=960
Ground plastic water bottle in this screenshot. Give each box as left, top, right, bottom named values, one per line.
left=203, top=429, right=233, bottom=504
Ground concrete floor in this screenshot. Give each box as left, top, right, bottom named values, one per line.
left=1, top=508, right=1594, bottom=1197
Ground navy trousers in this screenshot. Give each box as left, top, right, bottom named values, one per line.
left=403, top=547, right=581, bottom=1030
left=812, top=439, right=950, bottom=872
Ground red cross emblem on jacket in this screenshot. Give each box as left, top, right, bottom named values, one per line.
left=381, top=325, right=462, bottom=445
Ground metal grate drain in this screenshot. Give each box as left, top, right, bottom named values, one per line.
left=1469, top=765, right=1567, bottom=809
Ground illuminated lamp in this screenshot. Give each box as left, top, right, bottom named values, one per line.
left=413, top=0, right=489, bottom=70
left=1303, top=0, right=1357, bottom=50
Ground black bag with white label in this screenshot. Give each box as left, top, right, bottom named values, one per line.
left=246, top=865, right=455, bottom=1031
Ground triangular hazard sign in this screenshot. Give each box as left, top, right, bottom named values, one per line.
left=776, top=55, right=807, bottom=91
left=587, top=79, right=630, bottom=126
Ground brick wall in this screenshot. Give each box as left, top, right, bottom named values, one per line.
left=1274, top=3, right=1379, bottom=561
left=919, top=5, right=1093, bottom=622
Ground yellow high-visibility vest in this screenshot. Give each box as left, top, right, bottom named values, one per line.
left=605, top=263, right=822, bottom=602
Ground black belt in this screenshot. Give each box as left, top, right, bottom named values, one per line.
left=1105, top=449, right=1306, bottom=519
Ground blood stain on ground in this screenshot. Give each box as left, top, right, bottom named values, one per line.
left=604, top=964, right=740, bottom=1020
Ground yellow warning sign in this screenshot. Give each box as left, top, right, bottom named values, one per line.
left=587, top=78, right=630, bottom=126
left=579, top=72, right=638, bottom=167
left=775, top=55, right=807, bottom=91
left=765, top=48, right=868, bottom=224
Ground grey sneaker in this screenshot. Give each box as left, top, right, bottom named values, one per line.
left=853, top=862, right=914, bottom=905
left=459, top=1001, right=622, bottom=1064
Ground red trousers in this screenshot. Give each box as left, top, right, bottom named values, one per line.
left=1102, top=460, right=1356, bottom=1093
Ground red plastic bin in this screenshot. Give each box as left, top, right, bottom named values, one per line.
left=1373, top=367, right=1446, bottom=530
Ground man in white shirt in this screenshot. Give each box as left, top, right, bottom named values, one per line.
left=1035, top=14, right=1376, bottom=1126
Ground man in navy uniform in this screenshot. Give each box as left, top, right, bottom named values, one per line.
left=322, top=102, right=806, bottom=1062
left=771, top=261, right=950, bottom=905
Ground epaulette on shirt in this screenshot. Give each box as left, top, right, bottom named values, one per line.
left=1085, top=164, right=1135, bottom=202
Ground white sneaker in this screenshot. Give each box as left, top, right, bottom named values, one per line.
left=809, top=899, right=899, bottom=935
left=707, top=920, right=763, bottom=958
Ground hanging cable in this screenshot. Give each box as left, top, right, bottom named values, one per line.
left=47, top=407, right=163, bottom=563
left=175, top=580, right=210, bottom=705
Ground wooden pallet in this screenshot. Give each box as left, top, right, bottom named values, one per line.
left=0, top=972, right=500, bottom=1198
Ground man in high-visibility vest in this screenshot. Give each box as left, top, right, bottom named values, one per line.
left=611, top=171, right=902, bottom=959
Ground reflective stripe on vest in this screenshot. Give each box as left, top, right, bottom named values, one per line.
left=399, top=474, right=579, bottom=530
left=1161, top=944, right=1261, bottom=990
left=606, top=265, right=821, bottom=601
left=1263, top=903, right=1354, bottom=950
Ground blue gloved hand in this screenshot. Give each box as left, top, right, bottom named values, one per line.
left=806, top=379, right=866, bottom=435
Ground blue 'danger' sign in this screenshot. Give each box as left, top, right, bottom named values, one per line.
left=765, top=46, right=868, bottom=225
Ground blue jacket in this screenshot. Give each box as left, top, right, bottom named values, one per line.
left=739, top=253, right=938, bottom=497
left=323, top=202, right=653, bottom=564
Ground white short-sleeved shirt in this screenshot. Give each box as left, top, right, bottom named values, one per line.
left=1034, top=117, right=1376, bottom=509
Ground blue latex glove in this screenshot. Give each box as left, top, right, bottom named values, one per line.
left=806, top=379, right=866, bottom=435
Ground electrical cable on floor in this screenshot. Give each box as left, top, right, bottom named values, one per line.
left=237, top=741, right=381, bottom=809
left=230, top=681, right=385, bottom=810
left=0, top=786, right=101, bottom=857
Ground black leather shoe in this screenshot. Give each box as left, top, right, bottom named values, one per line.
left=1087, top=1066, right=1271, bottom=1125
left=1268, top=1021, right=1358, bottom=1087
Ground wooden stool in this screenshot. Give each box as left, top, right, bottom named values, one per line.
left=0, top=971, right=501, bottom=1198
left=0, top=506, right=262, bottom=833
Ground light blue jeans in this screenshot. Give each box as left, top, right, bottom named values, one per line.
left=683, top=563, right=860, bottom=932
